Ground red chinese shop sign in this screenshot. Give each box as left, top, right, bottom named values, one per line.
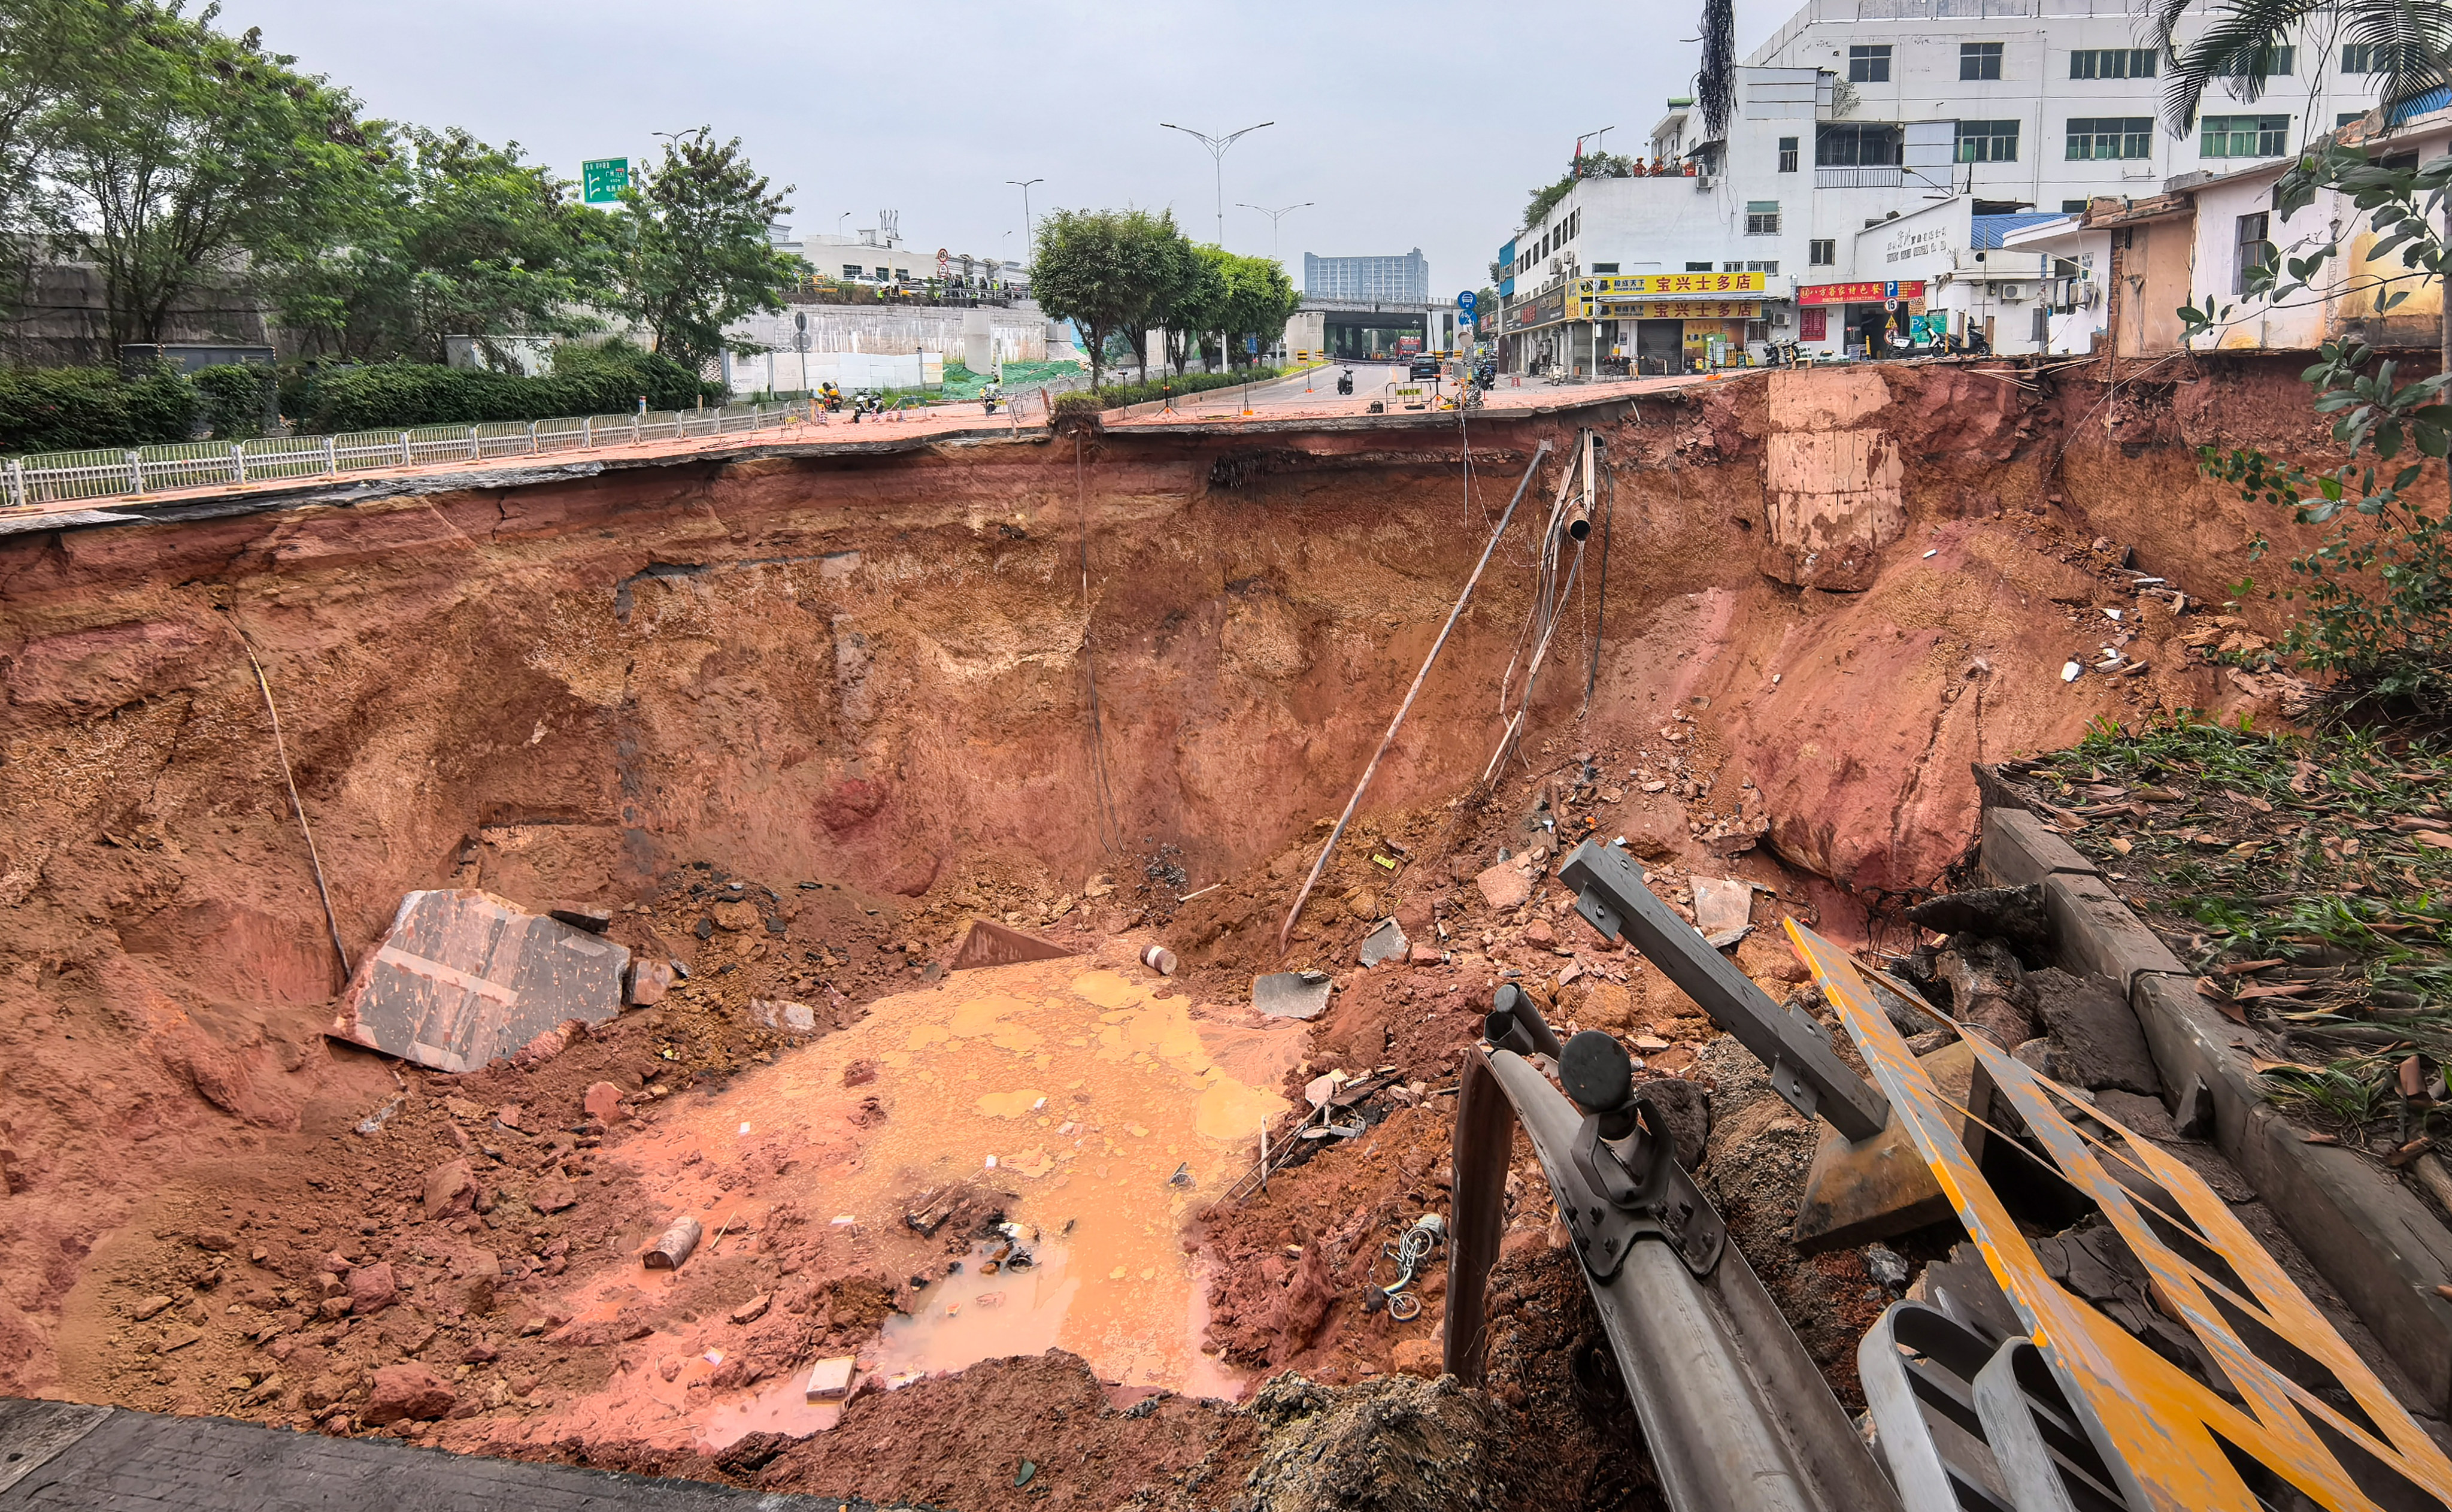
left=1797, top=280, right=1924, bottom=306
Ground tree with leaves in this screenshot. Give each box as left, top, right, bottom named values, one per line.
left=1216, top=252, right=1297, bottom=368
left=1030, top=207, right=1186, bottom=390
left=1166, top=243, right=1230, bottom=375
left=271, top=126, right=618, bottom=363
left=0, top=0, right=109, bottom=319
left=613, top=129, right=795, bottom=377
left=35, top=2, right=382, bottom=349
left=1121, top=212, right=1196, bottom=383
left=2178, top=143, right=2452, bottom=714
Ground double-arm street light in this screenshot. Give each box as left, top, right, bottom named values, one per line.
left=1160, top=121, right=1274, bottom=246
left=1007, top=177, right=1043, bottom=255
left=1236, top=201, right=1314, bottom=263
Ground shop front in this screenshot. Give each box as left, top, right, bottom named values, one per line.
left=1797, top=280, right=1926, bottom=357
left=1572, top=272, right=1769, bottom=374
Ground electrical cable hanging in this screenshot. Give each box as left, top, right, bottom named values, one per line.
left=1484, top=429, right=1596, bottom=781
left=1581, top=444, right=1617, bottom=718
left=1077, top=434, right=1122, bottom=853
left=225, top=615, right=351, bottom=984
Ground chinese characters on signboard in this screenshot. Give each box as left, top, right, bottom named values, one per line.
left=1796, top=280, right=1926, bottom=305
left=1587, top=299, right=1761, bottom=319
left=1574, top=272, right=1767, bottom=296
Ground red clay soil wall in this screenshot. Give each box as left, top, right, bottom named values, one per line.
left=0, top=355, right=2335, bottom=1390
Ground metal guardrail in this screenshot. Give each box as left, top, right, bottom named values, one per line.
left=1, top=402, right=815, bottom=511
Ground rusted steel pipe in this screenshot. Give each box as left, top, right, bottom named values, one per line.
left=642, top=1216, right=703, bottom=1270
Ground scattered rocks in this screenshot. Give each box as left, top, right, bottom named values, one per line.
left=528, top=1177, right=577, bottom=1214
left=1474, top=859, right=1532, bottom=911
left=626, top=959, right=674, bottom=1007
left=547, top=902, right=613, bottom=933
left=711, top=901, right=760, bottom=932
left=842, top=1058, right=880, bottom=1087
left=347, top=1261, right=398, bottom=1316
left=422, top=1160, right=475, bottom=1221
left=583, top=1081, right=626, bottom=1125
left=131, top=1295, right=173, bottom=1321
left=1521, top=919, right=1557, bottom=949
left=362, top=1362, right=456, bottom=1424
left=750, top=999, right=820, bottom=1035
left=729, top=1292, right=772, bottom=1326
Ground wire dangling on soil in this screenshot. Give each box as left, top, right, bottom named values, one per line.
left=1077, top=434, right=1124, bottom=855
left=221, top=612, right=352, bottom=984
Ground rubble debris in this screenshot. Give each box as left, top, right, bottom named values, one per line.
left=363, top=1363, right=456, bottom=1424
left=804, top=1356, right=857, bottom=1401
left=1905, top=884, right=2050, bottom=954
left=1253, top=970, right=1334, bottom=1022
left=1933, top=935, right=2038, bottom=1047
left=948, top=918, right=1077, bottom=971
left=2025, top=967, right=2160, bottom=1095
left=750, top=999, right=820, bottom=1035
left=642, top=1216, right=704, bottom=1270
left=327, top=889, right=630, bottom=1073
left=625, top=958, right=674, bottom=1006
left=1690, top=876, right=1753, bottom=937
left=1474, top=857, right=1532, bottom=911
left=1357, top=919, right=1409, bottom=967
left=583, top=1081, right=626, bottom=1125
left=547, top=902, right=613, bottom=933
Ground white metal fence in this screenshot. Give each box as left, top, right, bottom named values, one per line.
left=1, top=402, right=814, bottom=511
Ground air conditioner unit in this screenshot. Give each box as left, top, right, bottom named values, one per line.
left=1550, top=256, right=1562, bottom=274
left=1771, top=310, right=1791, bottom=326
left=2081, top=283, right=2103, bottom=308
left=1998, top=283, right=2026, bottom=300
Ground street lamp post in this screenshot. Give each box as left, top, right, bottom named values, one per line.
left=1235, top=201, right=1314, bottom=263
left=1007, top=177, right=1043, bottom=253
left=1160, top=121, right=1274, bottom=246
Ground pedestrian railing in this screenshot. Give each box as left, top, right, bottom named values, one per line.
left=1, top=402, right=820, bottom=511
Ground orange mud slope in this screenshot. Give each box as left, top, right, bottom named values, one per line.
left=0, top=354, right=2319, bottom=1407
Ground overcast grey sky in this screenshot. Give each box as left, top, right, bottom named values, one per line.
left=215, top=0, right=1796, bottom=295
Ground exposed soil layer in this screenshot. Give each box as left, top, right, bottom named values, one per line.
left=0, top=356, right=2356, bottom=1507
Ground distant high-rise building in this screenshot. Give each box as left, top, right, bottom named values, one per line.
left=1302, top=249, right=1429, bottom=303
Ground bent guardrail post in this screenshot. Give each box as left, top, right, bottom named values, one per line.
left=1557, top=838, right=1889, bottom=1143
left=1443, top=991, right=1902, bottom=1512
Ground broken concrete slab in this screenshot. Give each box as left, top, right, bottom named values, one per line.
left=1474, top=859, right=1532, bottom=911
left=1358, top=919, right=1408, bottom=967
left=949, top=918, right=1078, bottom=971
left=328, top=889, right=631, bottom=1074
left=804, top=1355, right=857, bottom=1401
left=1690, top=876, right=1753, bottom=937
left=1254, top=970, right=1333, bottom=1022
left=2026, top=966, right=2160, bottom=1095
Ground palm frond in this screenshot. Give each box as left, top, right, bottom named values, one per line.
left=2157, top=0, right=2325, bottom=134
left=2342, top=0, right=2452, bottom=120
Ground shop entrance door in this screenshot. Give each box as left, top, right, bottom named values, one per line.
left=1635, top=320, right=1684, bottom=374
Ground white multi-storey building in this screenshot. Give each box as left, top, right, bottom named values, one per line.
left=1492, top=0, right=2388, bottom=369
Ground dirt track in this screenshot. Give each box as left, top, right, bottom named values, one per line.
left=0, top=356, right=2343, bottom=1507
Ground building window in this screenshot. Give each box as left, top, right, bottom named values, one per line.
left=1686, top=261, right=1714, bottom=271
left=2235, top=211, right=2274, bottom=294
left=1778, top=135, right=1799, bottom=172
left=2069, top=48, right=2156, bottom=78
left=1592, top=262, right=1620, bottom=273
left=2221, top=44, right=2293, bottom=76
left=2065, top=116, right=2153, bottom=159
left=1817, top=121, right=1904, bottom=166
left=2062, top=199, right=2088, bottom=214
left=1745, top=201, right=1781, bottom=235
left=875, top=266, right=893, bottom=279
left=2339, top=110, right=2368, bottom=126
left=1956, top=119, right=2021, bottom=162
left=1809, top=238, right=1836, bottom=265
left=1848, top=44, right=1891, bottom=83
left=2344, top=42, right=2414, bottom=73
left=1962, top=42, right=2004, bottom=80
left=842, top=264, right=863, bottom=279
left=2202, top=114, right=2290, bottom=157
left=1745, top=260, right=1780, bottom=274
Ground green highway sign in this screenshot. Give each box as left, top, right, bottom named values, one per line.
left=581, top=157, right=630, bottom=205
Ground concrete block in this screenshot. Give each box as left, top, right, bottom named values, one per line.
left=948, top=918, right=1076, bottom=971
left=1978, top=807, right=2099, bottom=888
left=1792, top=1041, right=1976, bottom=1253
left=2041, top=871, right=2184, bottom=993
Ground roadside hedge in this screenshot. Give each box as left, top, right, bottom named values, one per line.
left=0, top=364, right=196, bottom=455
left=1051, top=365, right=1283, bottom=416
left=289, top=344, right=711, bottom=433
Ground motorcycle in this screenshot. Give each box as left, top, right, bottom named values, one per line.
left=1336, top=368, right=1354, bottom=396
left=819, top=383, right=843, bottom=413
left=981, top=382, right=1004, bottom=416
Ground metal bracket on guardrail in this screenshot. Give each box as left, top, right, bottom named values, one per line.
left=1556, top=837, right=1889, bottom=1143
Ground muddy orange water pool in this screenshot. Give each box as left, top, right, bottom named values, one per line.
left=498, top=950, right=1304, bottom=1451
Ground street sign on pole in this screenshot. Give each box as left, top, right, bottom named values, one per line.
left=1883, top=280, right=1900, bottom=301
left=581, top=158, right=630, bottom=205
left=1458, top=289, right=1478, bottom=312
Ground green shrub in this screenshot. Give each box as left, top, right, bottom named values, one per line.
left=0, top=364, right=198, bottom=455
left=1075, top=365, right=1281, bottom=411
left=191, top=364, right=272, bottom=440
left=290, top=342, right=710, bottom=432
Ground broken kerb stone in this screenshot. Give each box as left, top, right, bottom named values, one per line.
left=328, top=890, right=630, bottom=1074
left=1254, top=969, right=1334, bottom=1021
left=949, top=918, right=1077, bottom=971
left=1358, top=918, right=1408, bottom=967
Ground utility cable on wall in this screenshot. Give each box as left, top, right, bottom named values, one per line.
left=222, top=612, right=351, bottom=985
